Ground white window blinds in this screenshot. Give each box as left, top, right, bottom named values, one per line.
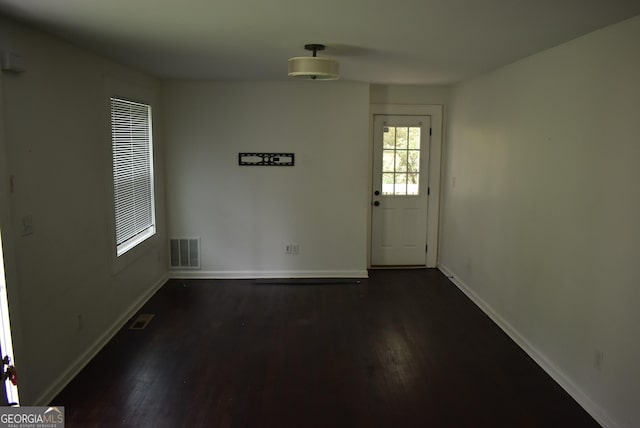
left=110, top=97, right=156, bottom=255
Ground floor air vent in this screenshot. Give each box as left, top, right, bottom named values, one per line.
left=170, top=238, right=200, bottom=269
left=129, top=314, right=154, bottom=330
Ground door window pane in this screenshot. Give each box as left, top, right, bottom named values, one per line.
left=407, top=173, right=419, bottom=195
left=383, top=127, right=395, bottom=149
left=381, top=125, right=422, bottom=195
left=396, top=127, right=408, bottom=149
left=382, top=150, right=395, bottom=172
left=409, top=127, right=421, bottom=149
left=395, top=151, right=408, bottom=172
left=382, top=173, right=395, bottom=195
left=408, top=151, right=420, bottom=172
left=394, top=173, right=407, bottom=195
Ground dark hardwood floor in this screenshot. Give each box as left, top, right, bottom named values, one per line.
left=53, top=269, right=601, bottom=427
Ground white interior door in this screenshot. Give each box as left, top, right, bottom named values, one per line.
left=371, top=115, right=430, bottom=266
left=0, top=78, right=19, bottom=405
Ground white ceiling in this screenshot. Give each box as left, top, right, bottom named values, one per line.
left=1, top=0, right=639, bottom=84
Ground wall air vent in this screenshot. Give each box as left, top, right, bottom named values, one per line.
left=129, top=313, right=154, bottom=330
left=170, top=238, right=200, bottom=269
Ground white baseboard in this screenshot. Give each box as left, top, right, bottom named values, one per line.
left=169, top=270, right=369, bottom=279
left=35, top=273, right=170, bottom=406
left=437, top=264, right=619, bottom=428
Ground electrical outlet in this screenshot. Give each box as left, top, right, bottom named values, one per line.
left=285, top=243, right=300, bottom=255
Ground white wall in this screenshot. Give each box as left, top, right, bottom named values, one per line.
left=163, top=81, right=370, bottom=278
left=440, top=15, right=640, bottom=428
left=0, top=17, right=168, bottom=404
left=369, top=84, right=450, bottom=106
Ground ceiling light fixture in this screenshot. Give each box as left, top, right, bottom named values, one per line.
left=288, top=44, right=339, bottom=80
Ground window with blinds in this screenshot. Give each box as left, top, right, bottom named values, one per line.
left=110, top=97, right=156, bottom=256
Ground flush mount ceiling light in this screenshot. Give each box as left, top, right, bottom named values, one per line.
left=288, top=44, right=339, bottom=80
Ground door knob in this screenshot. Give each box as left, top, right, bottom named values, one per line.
left=374, top=201, right=380, bottom=206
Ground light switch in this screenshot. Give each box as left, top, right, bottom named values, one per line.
left=21, top=215, right=33, bottom=236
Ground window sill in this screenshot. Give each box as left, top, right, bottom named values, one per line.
left=117, top=227, right=156, bottom=257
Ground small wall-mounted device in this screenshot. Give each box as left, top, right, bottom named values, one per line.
left=0, top=51, right=25, bottom=73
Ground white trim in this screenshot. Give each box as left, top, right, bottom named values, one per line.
left=437, top=264, right=620, bottom=428
left=368, top=104, right=442, bottom=268
left=34, top=273, right=170, bottom=406
left=104, top=78, right=160, bottom=275
left=0, top=231, right=18, bottom=404
left=111, top=97, right=156, bottom=256
left=170, top=270, right=369, bottom=280
left=117, top=226, right=156, bottom=257
left=0, top=70, right=21, bottom=405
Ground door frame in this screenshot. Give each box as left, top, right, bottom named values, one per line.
left=368, top=104, right=443, bottom=268
left=0, top=70, right=22, bottom=404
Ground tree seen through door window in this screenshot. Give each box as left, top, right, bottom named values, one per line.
left=382, top=126, right=421, bottom=195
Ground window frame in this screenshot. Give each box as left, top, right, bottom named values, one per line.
left=110, top=97, right=157, bottom=257
left=381, top=125, right=422, bottom=196
left=103, top=77, right=163, bottom=276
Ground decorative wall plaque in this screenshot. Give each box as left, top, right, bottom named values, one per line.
left=239, top=153, right=295, bottom=166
